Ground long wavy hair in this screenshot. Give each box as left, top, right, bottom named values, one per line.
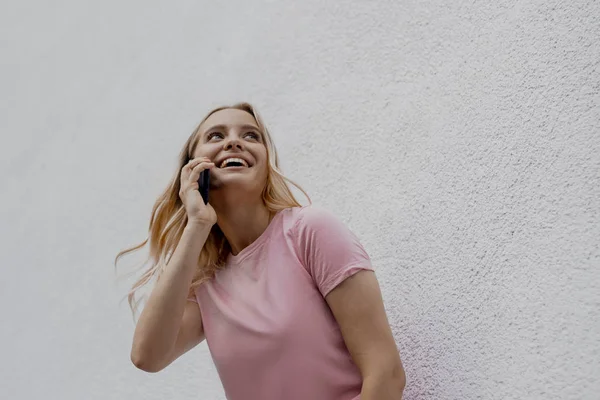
left=115, top=102, right=311, bottom=316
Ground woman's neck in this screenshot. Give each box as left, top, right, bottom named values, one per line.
left=214, top=201, right=274, bottom=256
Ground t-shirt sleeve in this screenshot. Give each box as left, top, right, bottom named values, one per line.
left=292, top=206, right=374, bottom=297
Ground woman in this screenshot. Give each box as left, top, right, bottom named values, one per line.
left=116, top=103, right=406, bottom=399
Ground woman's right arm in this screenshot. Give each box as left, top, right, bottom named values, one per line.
left=130, top=222, right=211, bottom=372
left=130, top=156, right=217, bottom=373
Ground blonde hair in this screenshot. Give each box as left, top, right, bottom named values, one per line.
left=115, top=102, right=311, bottom=315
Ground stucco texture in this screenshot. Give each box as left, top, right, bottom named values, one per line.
left=1, top=0, right=598, bottom=399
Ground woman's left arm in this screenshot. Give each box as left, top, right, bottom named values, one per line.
left=326, top=270, right=406, bottom=399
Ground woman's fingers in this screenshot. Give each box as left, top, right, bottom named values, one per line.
left=189, top=161, right=215, bottom=182
left=182, top=157, right=211, bottom=179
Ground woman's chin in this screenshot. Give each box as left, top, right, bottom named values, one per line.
left=213, top=171, right=251, bottom=185
left=211, top=176, right=261, bottom=194
left=210, top=167, right=266, bottom=193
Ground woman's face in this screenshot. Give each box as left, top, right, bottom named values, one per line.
left=192, top=108, right=269, bottom=198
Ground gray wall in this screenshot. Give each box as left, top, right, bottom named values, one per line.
left=1, top=1, right=598, bottom=399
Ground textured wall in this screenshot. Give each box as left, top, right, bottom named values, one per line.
left=1, top=1, right=598, bottom=399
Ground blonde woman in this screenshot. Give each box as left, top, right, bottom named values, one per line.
left=116, top=103, right=406, bottom=399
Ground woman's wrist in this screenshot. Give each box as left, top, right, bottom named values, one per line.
left=184, top=220, right=214, bottom=235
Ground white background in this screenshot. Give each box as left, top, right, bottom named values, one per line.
left=1, top=1, right=599, bottom=399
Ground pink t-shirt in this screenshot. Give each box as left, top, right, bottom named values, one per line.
left=189, top=205, right=374, bottom=400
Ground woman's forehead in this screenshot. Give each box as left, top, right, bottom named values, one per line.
left=200, top=108, right=258, bottom=132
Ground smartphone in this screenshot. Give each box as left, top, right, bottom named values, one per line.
left=198, top=169, right=210, bottom=204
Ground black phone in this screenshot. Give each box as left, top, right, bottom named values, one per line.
left=198, top=169, right=210, bottom=204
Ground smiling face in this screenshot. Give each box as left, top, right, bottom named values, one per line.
left=192, top=108, right=269, bottom=199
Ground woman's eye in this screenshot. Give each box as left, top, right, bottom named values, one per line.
left=245, top=132, right=259, bottom=140
left=207, top=132, right=223, bottom=140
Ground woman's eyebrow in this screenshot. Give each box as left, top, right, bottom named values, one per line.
left=203, top=124, right=226, bottom=133
left=203, top=124, right=261, bottom=133
left=239, top=124, right=260, bottom=131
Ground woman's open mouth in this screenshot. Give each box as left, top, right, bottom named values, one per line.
left=219, top=157, right=250, bottom=169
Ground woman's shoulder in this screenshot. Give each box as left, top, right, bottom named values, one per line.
left=280, top=203, right=331, bottom=220
left=280, top=204, right=345, bottom=233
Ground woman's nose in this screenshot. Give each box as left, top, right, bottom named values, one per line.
left=224, top=136, right=243, bottom=150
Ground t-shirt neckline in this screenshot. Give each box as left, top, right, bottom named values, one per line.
left=227, top=210, right=284, bottom=265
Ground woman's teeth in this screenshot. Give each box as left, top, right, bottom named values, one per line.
left=220, top=157, right=249, bottom=168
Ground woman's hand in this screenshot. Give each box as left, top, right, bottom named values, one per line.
left=179, top=157, right=217, bottom=227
